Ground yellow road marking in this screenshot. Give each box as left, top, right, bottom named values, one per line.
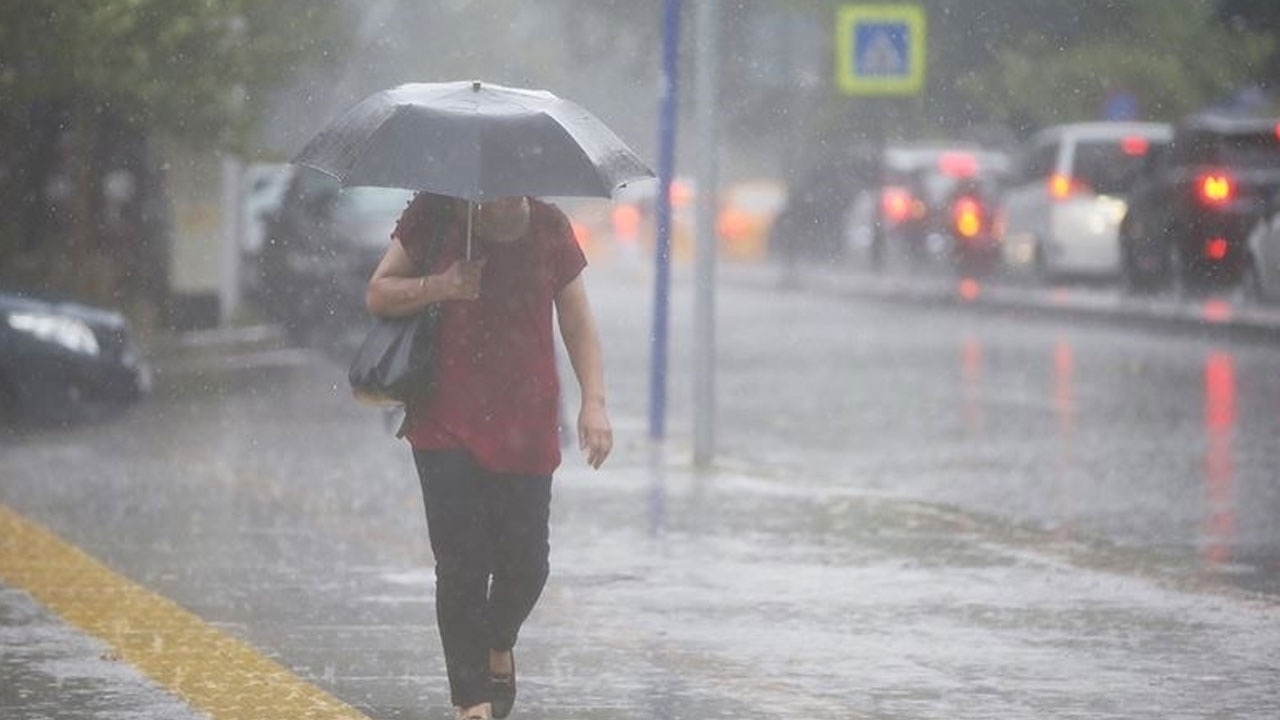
left=0, top=501, right=370, bottom=720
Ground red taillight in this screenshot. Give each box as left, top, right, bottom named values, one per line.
left=952, top=196, right=983, bottom=239
left=1205, top=237, right=1229, bottom=261
left=1197, top=172, right=1234, bottom=206
left=881, top=186, right=914, bottom=224
left=939, top=152, right=977, bottom=178
left=1121, top=136, right=1150, bottom=156
left=1049, top=173, right=1086, bottom=200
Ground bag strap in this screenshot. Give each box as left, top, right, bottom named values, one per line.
left=417, top=202, right=449, bottom=275
left=396, top=201, right=451, bottom=439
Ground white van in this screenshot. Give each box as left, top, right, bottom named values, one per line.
left=998, top=122, right=1172, bottom=279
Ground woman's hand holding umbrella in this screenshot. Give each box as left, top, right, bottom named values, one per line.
left=366, top=244, right=485, bottom=317
left=435, top=258, right=486, bottom=301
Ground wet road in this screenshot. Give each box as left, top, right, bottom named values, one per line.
left=638, top=263, right=1280, bottom=595
left=2, top=259, right=1280, bottom=719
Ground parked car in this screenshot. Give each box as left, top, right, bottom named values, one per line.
left=846, top=141, right=1010, bottom=271
left=999, top=121, right=1173, bottom=281
left=239, top=162, right=293, bottom=304
left=259, top=169, right=414, bottom=341
left=1243, top=186, right=1280, bottom=301
left=0, top=288, right=151, bottom=423
left=1120, top=114, right=1280, bottom=293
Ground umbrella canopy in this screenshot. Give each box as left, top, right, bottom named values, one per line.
left=292, top=80, right=654, bottom=201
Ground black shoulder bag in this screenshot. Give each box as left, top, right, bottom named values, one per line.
left=347, top=230, right=446, bottom=419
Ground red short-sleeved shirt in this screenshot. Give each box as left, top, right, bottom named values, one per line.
left=392, top=194, right=586, bottom=476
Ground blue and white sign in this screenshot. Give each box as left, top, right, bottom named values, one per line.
left=855, top=22, right=910, bottom=76
left=836, top=5, right=926, bottom=96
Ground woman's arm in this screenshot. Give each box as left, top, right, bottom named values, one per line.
left=555, top=274, right=612, bottom=469
left=366, top=239, right=483, bottom=318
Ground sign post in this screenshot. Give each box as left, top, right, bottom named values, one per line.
left=692, top=0, right=720, bottom=468
left=649, top=0, right=681, bottom=443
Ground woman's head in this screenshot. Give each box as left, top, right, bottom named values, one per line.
left=473, top=196, right=530, bottom=244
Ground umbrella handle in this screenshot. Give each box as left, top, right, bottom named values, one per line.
left=466, top=201, right=474, bottom=261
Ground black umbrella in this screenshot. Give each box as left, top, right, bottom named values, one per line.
left=292, top=80, right=654, bottom=203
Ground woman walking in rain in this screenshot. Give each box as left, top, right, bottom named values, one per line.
left=366, top=191, right=612, bottom=720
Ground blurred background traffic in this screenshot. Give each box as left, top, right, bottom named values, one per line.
left=3, top=1, right=1280, bottom=423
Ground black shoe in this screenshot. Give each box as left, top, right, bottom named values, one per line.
left=490, top=651, right=516, bottom=719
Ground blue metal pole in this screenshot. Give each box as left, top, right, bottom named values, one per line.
left=650, top=0, right=681, bottom=442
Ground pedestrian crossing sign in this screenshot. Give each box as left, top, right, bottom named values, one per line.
left=835, top=5, right=926, bottom=96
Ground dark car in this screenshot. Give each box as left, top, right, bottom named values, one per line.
left=1120, top=114, right=1280, bottom=292
left=944, top=172, right=1007, bottom=276
left=847, top=142, right=1011, bottom=272
left=0, top=289, right=151, bottom=423
left=259, top=169, right=414, bottom=342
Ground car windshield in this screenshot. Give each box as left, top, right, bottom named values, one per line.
left=1073, top=139, right=1161, bottom=194
left=1213, top=132, right=1280, bottom=169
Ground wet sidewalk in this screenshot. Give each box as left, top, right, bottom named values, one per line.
left=2, top=277, right=1280, bottom=719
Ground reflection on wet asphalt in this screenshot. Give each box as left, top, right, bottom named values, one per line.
left=630, top=267, right=1280, bottom=597
left=1, top=262, right=1279, bottom=719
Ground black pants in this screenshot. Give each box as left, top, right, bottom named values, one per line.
left=413, top=450, right=552, bottom=709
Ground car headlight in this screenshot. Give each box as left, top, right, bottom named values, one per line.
left=6, top=312, right=101, bottom=356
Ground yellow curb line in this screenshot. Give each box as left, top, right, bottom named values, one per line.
left=0, top=501, right=370, bottom=720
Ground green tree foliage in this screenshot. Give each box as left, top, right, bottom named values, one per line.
left=0, top=0, right=345, bottom=308
left=0, top=0, right=344, bottom=148
left=549, top=0, right=1275, bottom=157
left=1218, top=0, right=1280, bottom=88
left=951, top=0, right=1273, bottom=131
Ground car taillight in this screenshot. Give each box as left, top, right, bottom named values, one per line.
left=952, top=196, right=983, bottom=239
left=1121, top=136, right=1150, bottom=156
left=938, top=152, right=977, bottom=178
left=1049, top=173, right=1087, bottom=200
left=881, top=187, right=914, bottom=224
left=1205, top=236, right=1229, bottom=261
left=1197, top=172, right=1234, bottom=206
